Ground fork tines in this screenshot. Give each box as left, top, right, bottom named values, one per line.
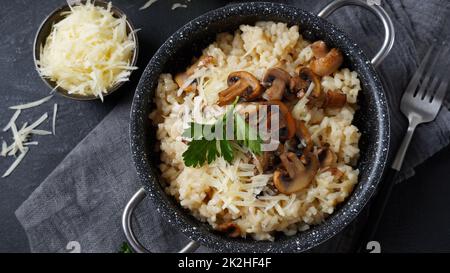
left=404, top=44, right=449, bottom=104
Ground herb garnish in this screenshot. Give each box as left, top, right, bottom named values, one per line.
left=182, top=100, right=262, bottom=167
left=118, top=242, right=133, bottom=253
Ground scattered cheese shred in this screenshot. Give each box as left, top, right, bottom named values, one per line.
left=9, top=95, right=53, bottom=110
left=292, top=82, right=315, bottom=119
left=31, top=129, right=52, bottom=136
left=1, top=106, right=50, bottom=177
left=2, top=147, right=29, bottom=178
left=24, top=141, right=39, bottom=146
left=172, top=3, right=188, bottom=10
left=38, top=1, right=137, bottom=100
left=52, top=103, right=58, bottom=135
left=10, top=123, right=24, bottom=153
left=140, top=0, right=158, bottom=10
left=26, top=113, right=49, bottom=132
left=1, top=141, right=7, bottom=157
left=3, top=109, right=21, bottom=132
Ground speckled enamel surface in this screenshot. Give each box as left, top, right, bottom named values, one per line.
left=130, top=2, right=390, bottom=253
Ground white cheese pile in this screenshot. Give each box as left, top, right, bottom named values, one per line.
left=1, top=95, right=56, bottom=178
left=37, top=1, right=137, bottom=100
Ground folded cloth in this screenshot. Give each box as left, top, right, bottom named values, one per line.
left=16, top=0, right=450, bottom=253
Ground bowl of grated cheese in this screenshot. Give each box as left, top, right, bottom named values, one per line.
left=33, top=0, right=138, bottom=101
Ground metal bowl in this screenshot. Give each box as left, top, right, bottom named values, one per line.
left=124, top=0, right=394, bottom=253
left=33, top=0, right=139, bottom=100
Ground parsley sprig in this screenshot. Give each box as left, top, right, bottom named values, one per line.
left=182, top=100, right=262, bottom=167
left=118, top=242, right=133, bottom=253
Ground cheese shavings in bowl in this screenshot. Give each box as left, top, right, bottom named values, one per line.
left=37, top=1, right=138, bottom=100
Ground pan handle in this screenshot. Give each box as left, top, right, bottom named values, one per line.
left=122, top=187, right=200, bottom=253
left=318, top=0, right=395, bottom=67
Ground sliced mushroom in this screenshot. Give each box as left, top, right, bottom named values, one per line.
left=218, top=71, right=262, bottom=106
left=175, top=55, right=214, bottom=92
left=216, top=222, right=241, bottom=238
left=262, top=100, right=296, bottom=140
left=254, top=151, right=275, bottom=172
left=290, top=66, right=321, bottom=99
left=324, top=90, right=347, bottom=108
left=288, top=76, right=305, bottom=99
left=310, top=47, right=343, bottom=76
left=311, top=40, right=328, bottom=58
left=295, top=120, right=313, bottom=153
left=262, top=68, right=291, bottom=101
left=273, top=152, right=319, bottom=194
left=284, top=138, right=302, bottom=157
left=317, top=145, right=337, bottom=168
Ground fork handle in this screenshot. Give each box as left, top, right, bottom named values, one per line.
left=392, top=119, right=419, bottom=171
left=356, top=119, right=418, bottom=252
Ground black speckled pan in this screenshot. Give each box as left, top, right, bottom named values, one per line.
left=126, top=1, right=394, bottom=253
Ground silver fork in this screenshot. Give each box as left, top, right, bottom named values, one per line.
left=392, top=47, right=449, bottom=170
left=357, top=45, right=449, bottom=252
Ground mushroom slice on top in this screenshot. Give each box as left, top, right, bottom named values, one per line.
left=175, top=55, right=214, bottom=92
left=310, top=46, right=344, bottom=76
left=262, top=100, right=296, bottom=140
left=253, top=151, right=276, bottom=173
left=284, top=138, right=302, bottom=157
left=311, top=40, right=329, bottom=58
left=290, top=66, right=321, bottom=99
left=324, top=90, right=347, bottom=108
left=273, top=152, right=319, bottom=194
left=218, top=71, right=262, bottom=106
left=262, top=68, right=291, bottom=101
left=317, top=144, right=337, bottom=168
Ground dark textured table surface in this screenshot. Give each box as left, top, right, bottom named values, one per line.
left=0, top=0, right=449, bottom=252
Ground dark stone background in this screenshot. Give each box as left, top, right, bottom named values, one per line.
left=0, top=0, right=449, bottom=252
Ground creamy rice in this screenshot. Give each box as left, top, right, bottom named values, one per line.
left=150, top=22, right=361, bottom=240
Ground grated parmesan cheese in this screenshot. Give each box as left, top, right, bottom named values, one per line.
left=1, top=94, right=55, bottom=178
left=172, top=3, right=188, bottom=10
left=3, top=109, right=21, bottom=132
left=38, top=1, right=137, bottom=100
left=2, top=148, right=29, bottom=178
left=1, top=141, right=7, bottom=157
left=52, top=103, right=58, bottom=135
left=10, top=123, right=24, bottom=154
left=9, top=95, right=53, bottom=110
left=140, top=0, right=158, bottom=10
left=24, top=141, right=39, bottom=146
left=292, top=82, right=315, bottom=119
left=31, top=129, right=52, bottom=136
left=25, top=113, right=48, bottom=133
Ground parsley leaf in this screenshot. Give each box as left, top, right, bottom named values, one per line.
left=182, top=99, right=262, bottom=167
left=219, top=138, right=234, bottom=163
left=234, top=113, right=263, bottom=156
left=118, top=242, right=133, bottom=253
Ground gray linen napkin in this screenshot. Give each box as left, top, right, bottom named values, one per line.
left=15, top=0, right=450, bottom=253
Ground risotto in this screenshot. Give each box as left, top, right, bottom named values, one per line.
left=150, top=22, right=361, bottom=241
